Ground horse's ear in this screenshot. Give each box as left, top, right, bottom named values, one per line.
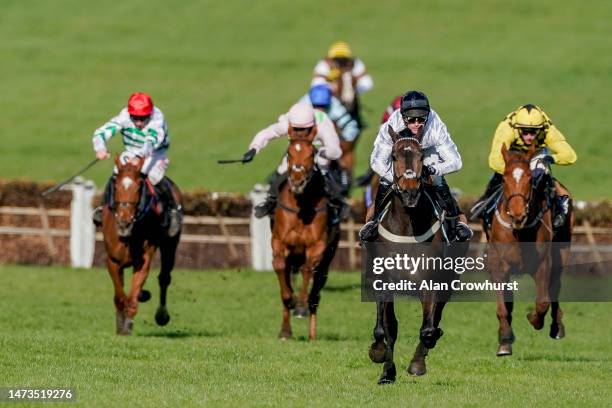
left=306, top=125, right=317, bottom=142
left=114, top=153, right=121, bottom=168
left=388, top=125, right=399, bottom=143
left=287, top=125, right=296, bottom=141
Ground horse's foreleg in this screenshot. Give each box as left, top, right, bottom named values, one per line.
left=307, top=267, right=328, bottom=341
left=125, top=250, right=154, bottom=333
left=528, top=258, right=551, bottom=330
left=273, top=245, right=293, bottom=339
left=378, top=301, right=398, bottom=385
left=549, top=242, right=567, bottom=340
left=496, top=289, right=515, bottom=356
left=369, top=301, right=387, bottom=363
left=106, top=258, right=128, bottom=335
left=296, top=243, right=324, bottom=322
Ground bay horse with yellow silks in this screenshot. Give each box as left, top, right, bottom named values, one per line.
left=271, top=130, right=340, bottom=340
left=484, top=144, right=573, bottom=356
left=368, top=126, right=458, bottom=384
left=102, top=155, right=182, bottom=335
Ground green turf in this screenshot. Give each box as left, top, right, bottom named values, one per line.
left=1, top=0, right=611, bottom=199
left=0, top=264, right=610, bottom=406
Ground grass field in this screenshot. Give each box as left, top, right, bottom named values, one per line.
left=1, top=0, right=611, bottom=199
left=1, top=264, right=610, bottom=406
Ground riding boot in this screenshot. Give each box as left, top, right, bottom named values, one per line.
left=434, top=178, right=473, bottom=242
left=359, top=181, right=393, bottom=242
left=93, top=177, right=114, bottom=226
left=323, top=171, right=350, bottom=223
left=254, top=172, right=286, bottom=219
left=553, top=194, right=570, bottom=228
left=155, top=178, right=182, bottom=237
left=470, top=172, right=503, bottom=224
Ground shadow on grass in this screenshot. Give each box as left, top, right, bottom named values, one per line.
left=138, top=329, right=222, bottom=339
left=323, top=284, right=359, bottom=293
left=517, top=354, right=602, bottom=363
left=292, top=332, right=362, bottom=342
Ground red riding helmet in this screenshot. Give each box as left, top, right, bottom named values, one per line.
left=127, top=92, right=154, bottom=116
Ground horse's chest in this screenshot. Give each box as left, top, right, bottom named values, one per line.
left=284, top=224, right=320, bottom=247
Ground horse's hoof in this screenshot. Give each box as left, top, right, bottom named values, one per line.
left=138, top=290, right=151, bottom=303
left=378, top=362, right=396, bottom=384
left=117, top=317, right=133, bottom=335
left=527, top=312, right=544, bottom=330
left=155, top=307, right=170, bottom=326
left=408, top=360, right=427, bottom=376
left=496, top=343, right=513, bottom=356
left=293, top=305, right=309, bottom=319
left=278, top=330, right=292, bottom=340
left=368, top=340, right=387, bottom=363
left=550, top=323, right=565, bottom=340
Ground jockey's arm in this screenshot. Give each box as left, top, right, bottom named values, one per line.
left=370, top=123, right=393, bottom=183
left=488, top=121, right=514, bottom=174
left=92, top=115, right=123, bottom=154
left=353, top=59, right=373, bottom=94
left=429, top=114, right=462, bottom=175
left=248, top=117, right=289, bottom=153
left=134, top=117, right=167, bottom=157
left=544, top=125, right=577, bottom=165
left=316, top=116, right=342, bottom=161
left=312, top=60, right=331, bottom=86
left=330, top=98, right=360, bottom=142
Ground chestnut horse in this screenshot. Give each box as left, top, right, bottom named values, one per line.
left=368, top=126, right=455, bottom=384
left=271, top=132, right=340, bottom=340
left=485, top=144, right=573, bottom=356
left=102, top=156, right=182, bottom=335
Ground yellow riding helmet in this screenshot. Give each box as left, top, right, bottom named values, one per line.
left=327, top=41, right=352, bottom=59
left=512, top=104, right=547, bottom=128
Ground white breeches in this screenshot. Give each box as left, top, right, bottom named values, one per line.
left=114, top=149, right=169, bottom=185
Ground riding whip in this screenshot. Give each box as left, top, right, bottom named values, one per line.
left=41, top=158, right=99, bottom=197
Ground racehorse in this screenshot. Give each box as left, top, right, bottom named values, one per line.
left=485, top=144, right=573, bottom=356
left=327, top=60, right=362, bottom=192
left=368, top=126, right=455, bottom=384
left=102, top=155, right=182, bottom=335
left=271, top=132, right=340, bottom=340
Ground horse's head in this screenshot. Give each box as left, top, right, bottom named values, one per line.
left=501, top=144, right=536, bottom=229
left=113, top=154, right=144, bottom=237
left=286, top=127, right=317, bottom=195
left=389, top=126, right=424, bottom=207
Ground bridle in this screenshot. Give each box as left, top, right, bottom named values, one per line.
left=391, top=137, right=425, bottom=189
left=501, top=158, right=532, bottom=218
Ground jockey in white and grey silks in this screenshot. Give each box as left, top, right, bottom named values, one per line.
left=91, top=92, right=181, bottom=237
left=360, top=90, right=473, bottom=242
left=240, top=102, right=346, bottom=220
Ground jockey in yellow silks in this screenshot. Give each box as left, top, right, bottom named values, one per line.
left=473, top=104, right=577, bottom=228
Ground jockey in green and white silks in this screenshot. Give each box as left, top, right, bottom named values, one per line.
left=91, top=92, right=180, bottom=236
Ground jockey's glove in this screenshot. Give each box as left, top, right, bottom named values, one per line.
left=242, top=148, right=256, bottom=163
left=423, top=164, right=437, bottom=177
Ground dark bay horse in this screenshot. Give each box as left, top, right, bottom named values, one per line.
left=368, top=126, right=454, bottom=384
left=271, top=131, right=340, bottom=340
left=485, top=144, right=573, bottom=356
left=102, top=155, right=182, bottom=335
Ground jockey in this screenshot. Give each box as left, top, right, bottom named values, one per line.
left=240, top=102, right=345, bottom=219
left=300, top=84, right=360, bottom=192
left=359, top=90, right=473, bottom=242
left=311, top=41, right=373, bottom=128
left=91, top=92, right=181, bottom=237
left=472, top=104, right=577, bottom=228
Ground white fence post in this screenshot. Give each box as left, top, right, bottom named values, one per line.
left=70, top=177, right=96, bottom=268
left=249, top=184, right=273, bottom=271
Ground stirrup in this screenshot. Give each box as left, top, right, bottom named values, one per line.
left=552, top=214, right=566, bottom=229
